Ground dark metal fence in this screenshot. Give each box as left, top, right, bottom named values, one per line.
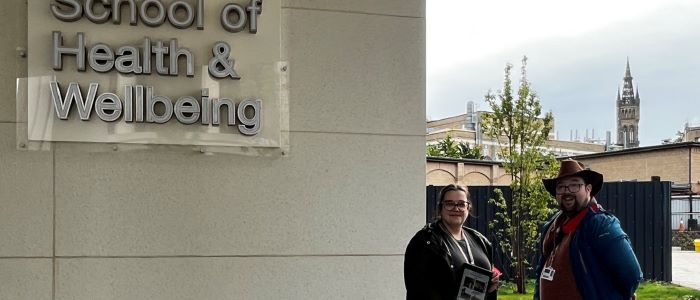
left=426, top=180, right=672, bottom=282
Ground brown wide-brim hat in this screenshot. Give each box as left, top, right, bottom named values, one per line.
left=543, top=159, right=604, bottom=198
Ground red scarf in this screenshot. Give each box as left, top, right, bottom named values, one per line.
left=562, top=206, right=589, bottom=234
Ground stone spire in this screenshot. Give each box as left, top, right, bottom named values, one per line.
left=616, top=58, right=640, bottom=148
left=620, top=58, right=636, bottom=104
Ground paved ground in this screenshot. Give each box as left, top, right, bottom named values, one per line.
left=673, top=250, right=700, bottom=290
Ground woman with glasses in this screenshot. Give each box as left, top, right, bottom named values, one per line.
left=404, top=184, right=500, bottom=300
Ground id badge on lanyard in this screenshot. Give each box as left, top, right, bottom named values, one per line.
left=540, top=266, right=556, bottom=281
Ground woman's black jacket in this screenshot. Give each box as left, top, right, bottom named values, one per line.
left=404, top=222, right=496, bottom=300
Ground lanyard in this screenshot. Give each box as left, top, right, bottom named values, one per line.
left=440, top=223, right=474, bottom=264
left=544, top=227, right=563, bottom=268
left=544, top=208, right=587, bottom=268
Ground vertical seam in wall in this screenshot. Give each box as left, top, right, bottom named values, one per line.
left=52, top=147, right=56, bottom=300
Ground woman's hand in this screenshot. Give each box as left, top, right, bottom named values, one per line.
left=487, top=272, right=500, bottom=293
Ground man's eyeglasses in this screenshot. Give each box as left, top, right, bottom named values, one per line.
left=555, top=183, right=584, bottom=194
left=443, top=201, right=470, bottom=211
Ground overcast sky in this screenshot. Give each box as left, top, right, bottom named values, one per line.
left=427, top=0, right=700, bottom=146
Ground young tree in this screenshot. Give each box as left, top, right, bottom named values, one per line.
left=481, top=57, right=560, bottom=293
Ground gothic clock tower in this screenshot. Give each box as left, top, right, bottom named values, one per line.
left=617, top=58, right=640, bottom=148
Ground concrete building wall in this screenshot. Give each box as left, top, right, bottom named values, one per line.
left=0, top=1, right=426, bottom=299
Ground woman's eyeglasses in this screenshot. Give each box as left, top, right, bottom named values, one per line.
left=443, top=201, right=470, bottom=211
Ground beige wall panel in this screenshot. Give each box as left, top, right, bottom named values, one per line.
left=283, top=0, right=424, bottom=17
left=0, top=259, right=52, bottom=300
left=437, top=162, right=457, bottom=177
left=464, top=172, right=491, bottom=186
left=495, top=175, right=511, bottom=186
left=0, top=0, right=27, bottom=122
left=56, top=256, right=404, bottom=300
left=426, top=162, right=456, bottom=178
left=426, top=169, right=456, bottom=186
left=463, top=165, right=490, bottom=175
left=55, top=132, right=425, bottom=256
left=427, top=161, right=508, bottom=186
left=284, top=9, right=425, bottom=135
left=426, top=163, right=436, bottom=173
left=0, top=124, right=53, bottom=257
left=463, top=165, right=493, bottom=185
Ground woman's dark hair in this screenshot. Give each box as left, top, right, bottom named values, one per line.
left=434, top=184, right=471, bottom=221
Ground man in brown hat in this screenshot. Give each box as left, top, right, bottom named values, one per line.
left=534, top=159, right=642, bottom=300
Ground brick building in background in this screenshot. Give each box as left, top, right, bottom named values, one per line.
left=569, top=142, right=700, bottom=184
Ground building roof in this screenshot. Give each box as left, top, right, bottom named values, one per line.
left=427, top=156, right=503, bottom=166
left=427, top=114, right=467, bottom=125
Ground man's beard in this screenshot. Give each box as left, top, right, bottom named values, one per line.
left=560, top=194, right=585, bottom=215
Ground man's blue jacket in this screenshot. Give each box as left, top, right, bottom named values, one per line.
left=533, top=203, right=643, bottom=300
